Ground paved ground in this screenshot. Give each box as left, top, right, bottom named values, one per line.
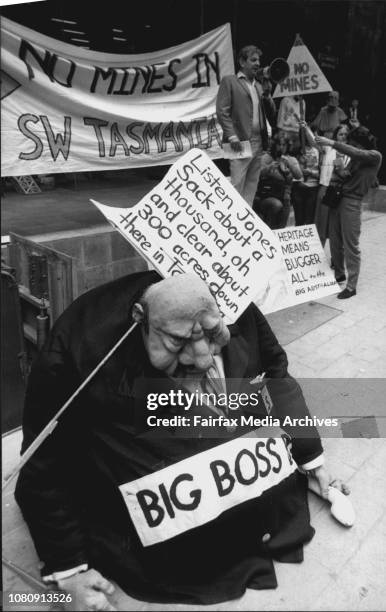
left=2, top=171, right=160, bottom=237
left=2, top=209, right=386, bottom=611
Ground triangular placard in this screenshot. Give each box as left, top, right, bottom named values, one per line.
left=273, top=35, right=333, bottom=98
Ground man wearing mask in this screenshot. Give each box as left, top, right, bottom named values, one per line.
left=216, top=45, right=277, bottom=206
left=15, top=272, right=349, bottom=610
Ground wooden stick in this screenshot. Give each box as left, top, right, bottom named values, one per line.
left=2, top=322, right=138, bottom=491
left=2, top=557, right=48, bottom=591
left=299, top=98, right=306, bottom=154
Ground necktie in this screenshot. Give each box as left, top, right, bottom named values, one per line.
left=202, top=363, right=237, bottom=431
left=201, top=363, right=225, bottom=411
left=173, top=362, right=236, bottom=430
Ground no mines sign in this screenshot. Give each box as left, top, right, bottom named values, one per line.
left=273, top=35, right=332, bottom=98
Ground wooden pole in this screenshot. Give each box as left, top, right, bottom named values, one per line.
left=299, top=97, right=306, bottom=153
left=2, top=322, right=138, bottom=491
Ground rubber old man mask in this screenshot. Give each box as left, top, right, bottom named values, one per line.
left=132, top=274, right=230, bottom=376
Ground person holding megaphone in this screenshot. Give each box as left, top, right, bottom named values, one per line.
left=216, top=45, right=280, bottom=206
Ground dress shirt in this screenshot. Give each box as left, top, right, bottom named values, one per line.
left=229, top=71, right=260, bottom=141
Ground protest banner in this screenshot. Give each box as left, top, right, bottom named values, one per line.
left=119, top=427, right=296, bottom=546
left=318, top=51, right=339, bottom=73
left=255, top=224, right=339, bottom=314
left=273, top=34, right=333, bottom=98
left=91, top=148, right=282, bottom=325
left=1, top=20, right=233, bottom=176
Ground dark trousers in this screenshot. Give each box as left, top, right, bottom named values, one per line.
left=292, top=184, right=318, bottom=226
left=329, top=196, right=362, bottom=291
left=314, top=186, right=329, bottom=246
left=255, top=196, right=290, bottom=230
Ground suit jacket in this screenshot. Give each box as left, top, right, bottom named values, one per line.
left=15, top=271, right=322, bottom=605
left=216, top=74, right=277, bottom=150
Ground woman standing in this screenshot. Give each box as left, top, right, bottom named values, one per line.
left=315, top=124, right=351, bottom=247
left=315, top=127, right=382, bottom=299
left=291, top=124, right=321, bottom=226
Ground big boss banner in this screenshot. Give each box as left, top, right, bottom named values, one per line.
left=1, top=19, right=234, bottom=176
left=119, top=427, right=296, bottom=547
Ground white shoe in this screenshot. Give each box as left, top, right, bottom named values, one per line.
left=308, top=478, right=355, bottom=527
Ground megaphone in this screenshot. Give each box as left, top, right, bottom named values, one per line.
left=258, top=58, right=290, bottom=83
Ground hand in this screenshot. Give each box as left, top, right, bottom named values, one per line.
left=316, top=185, right=327, bottom=205
left=315, top=135, right=333, bottom=147
left=338, top=168, right=351, bottom=179
left=279, top=158, right=290, bottom=174
left=230, top=139, right=243, bottom=152
left=310, top=464, right=350, bottom=500
left=298, top=121, right=316, bottom=146
left=57, top=569, right=116, bottom=611
left=262, top=78, right=272, bottom=96
left=278, top=160, right=288, bottom=172
left=349, top=119, right=360, bottom=128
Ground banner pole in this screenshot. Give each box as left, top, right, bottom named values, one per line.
left=300, top=97, right=306, bottom=153
left=2, top=322, right=138, bottom=491
left=2, top=557, right=48, bottom=591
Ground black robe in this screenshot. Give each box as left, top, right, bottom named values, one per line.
left=15, top=270, right=322, bottom=604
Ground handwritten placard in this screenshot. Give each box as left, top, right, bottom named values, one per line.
left=255, top=224, right=339, bottom=313
left=92, top=148, right=282, bottom=324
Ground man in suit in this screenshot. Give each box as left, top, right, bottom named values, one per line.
left=216, top=45, right=277, bottom=206
left=15, top=271, right=348, bottom=610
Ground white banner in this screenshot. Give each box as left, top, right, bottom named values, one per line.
left=255, top=224, right=339, bottom=314
left=91, top=148, right=283, bottom=325
left=119, top=428, right=296, bottom=547
left=1, top=20, right=234, bottom=176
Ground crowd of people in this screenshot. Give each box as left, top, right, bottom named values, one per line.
left=216, top=45, right=382, bottom=300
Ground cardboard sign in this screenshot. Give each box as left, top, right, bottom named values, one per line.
left=1, top=20, right=234, bottom=176
left=222, top=141, right=252, bottom=159
left=318, top=52, right=339, bottom=72
left=92, top=148, right=282, bottom=324
left=273, top=35, right=333, bottom=98
left=254, top=224, right=339, bottom=314
left=277, top=96, right=304, bottom=132
left=119, top=427, right=296, bottom=547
